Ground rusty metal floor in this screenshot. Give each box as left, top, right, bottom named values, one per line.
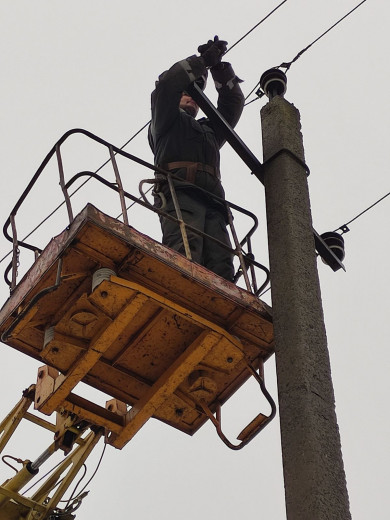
left=0, top=204, right=274, bottom=448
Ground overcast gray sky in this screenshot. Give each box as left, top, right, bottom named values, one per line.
left=0, top=1, right=389, bottom=519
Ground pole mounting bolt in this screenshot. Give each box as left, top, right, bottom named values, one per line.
left=260, top=68, right=287, bottom=99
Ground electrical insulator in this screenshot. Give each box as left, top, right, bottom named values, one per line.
left=260, top=68, right=287, bottom=99
left=320, top=231, right=345, bottom=263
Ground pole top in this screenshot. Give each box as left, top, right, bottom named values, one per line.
left=260, top=68, right=287, bottom=99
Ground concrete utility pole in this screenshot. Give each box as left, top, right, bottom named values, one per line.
left=260, top=74, right=351, bottom=519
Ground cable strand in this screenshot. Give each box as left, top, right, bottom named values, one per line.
left=225, top=0, right=289, bottom=56
left=278, top=0, right=367, bottom=71
left=335, top=191, right=390, bottom=233
left=244, top=0, right=368, bottom=105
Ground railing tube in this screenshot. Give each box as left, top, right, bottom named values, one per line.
left=56, top=144, right=74, bottom=224
left=109, top=146, right=129, bottom=226
left=226, top=208, right=252, bottom=291
left=10, top=215, right=18, bottom=291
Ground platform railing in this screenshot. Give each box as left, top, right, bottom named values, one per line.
left=2, top=128, right=270, bottom=294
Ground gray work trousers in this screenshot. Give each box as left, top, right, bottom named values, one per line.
left=159, top=190, right=234, bottom=282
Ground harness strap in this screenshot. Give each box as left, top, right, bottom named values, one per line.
left=161, top=161, right=220, bottom=182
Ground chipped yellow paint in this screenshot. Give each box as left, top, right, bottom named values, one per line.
left=111, top=329, right=223, bottom=448
left=37, top=292, right=148, bottom=414
left=110, top=276, right=244, bottom=353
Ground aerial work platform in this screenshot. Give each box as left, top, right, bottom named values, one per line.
left=0, top=204, right=274, bottom=449
left=0, top=117, right=277, bottom=519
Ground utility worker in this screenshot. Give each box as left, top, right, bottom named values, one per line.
left=148, top=36, right=244, bottom=281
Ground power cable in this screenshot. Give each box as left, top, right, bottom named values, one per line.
left=277, top=0, right=367, bottom=72
left=64, top=464, right=88, bottom=508
left=224, top=0, right=288, bottom=56
left=334, top=191, right=390, bottom=234
left=260, top=189, right=389, bottom=298
left=67, top=440, right=107, bottom=503
left=244, top=0, right=368, bottom=105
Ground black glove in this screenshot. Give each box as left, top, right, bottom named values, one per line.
left=198, top=35, right=227, bottom=68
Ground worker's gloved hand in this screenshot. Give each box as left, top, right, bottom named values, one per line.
left=198, top=35, right=227, bottom=68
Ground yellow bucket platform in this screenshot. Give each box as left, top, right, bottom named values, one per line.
left=0, top=204, right=274, bottom=449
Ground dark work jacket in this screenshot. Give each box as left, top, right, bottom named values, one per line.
left=148, top=55, right=244, bottom=205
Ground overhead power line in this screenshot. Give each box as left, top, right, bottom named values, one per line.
left=335, top=191, right=390, bottom=234
left=225, top=0, right=288, bottom=56
left=277, top=0, right=367, bottom=72
left=259, top=189, right=390, bottom=298
left=244, top=0, right=368, bottom=104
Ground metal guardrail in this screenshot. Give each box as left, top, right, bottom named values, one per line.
left=2, top=128, right=270, bottom=294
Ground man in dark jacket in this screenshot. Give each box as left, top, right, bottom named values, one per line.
left=148, top=37, right=244, bottom=281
